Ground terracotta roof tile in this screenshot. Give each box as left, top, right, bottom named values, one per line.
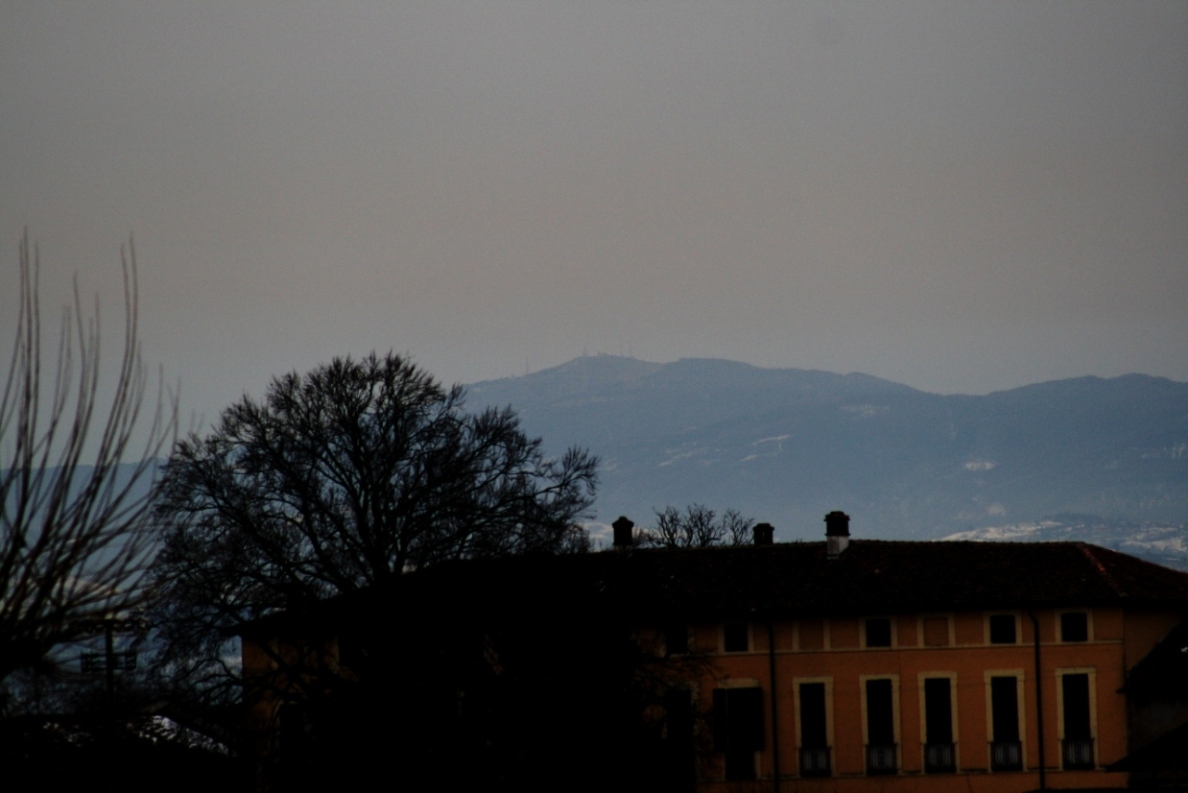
left=599, top=540, right=1188, bottom=621
left=240, top=540, right=1188, bottom=635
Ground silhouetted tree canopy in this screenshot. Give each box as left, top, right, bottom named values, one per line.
left=148, top=352, right=598, bottom=702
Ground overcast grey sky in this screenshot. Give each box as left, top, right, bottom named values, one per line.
left=3, top=2, right=1186, bottom=425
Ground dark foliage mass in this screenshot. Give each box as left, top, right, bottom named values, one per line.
left=248, top=555, right=706, bottom=793
left=0, top=713, right=244, bottom=792
left=148, top=352, right=598, bottom=707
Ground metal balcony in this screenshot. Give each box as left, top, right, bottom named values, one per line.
left=866, top=743, right=898, bottom=775
left=924, top=742, right=956, bottom=773
left=1062, top=739, right=1094, bottom=770
left=990, top=740, right=1023, bottom=771
left=798, top=746, right=831, bottom=777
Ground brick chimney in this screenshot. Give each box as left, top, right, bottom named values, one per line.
left=825, top=511, right=850, bottom=558
left=612, top=516, right=635, bottom=549
left=753, top=522, right=774, bottom=546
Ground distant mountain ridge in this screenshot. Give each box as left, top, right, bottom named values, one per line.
left=941, top=515, right=1188, bottom=572
left=467, top=356, right=1188, bottom=541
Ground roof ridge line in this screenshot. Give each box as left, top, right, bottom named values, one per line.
left=1078, top=543, right=1128, bottom=598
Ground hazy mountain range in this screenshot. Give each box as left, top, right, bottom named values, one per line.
left=468, top=356, right=1188, bottom=550
left=14, top=357, right=1185, bottom=570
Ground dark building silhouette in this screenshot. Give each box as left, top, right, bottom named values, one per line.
left=241, top=514, right=1188, bottom=791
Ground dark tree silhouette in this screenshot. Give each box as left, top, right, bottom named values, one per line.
left=0, top=232, right=175, bottom=686
left=148, top=352, right=598, bottom=705
left=640, top=504, right=753, bottom=548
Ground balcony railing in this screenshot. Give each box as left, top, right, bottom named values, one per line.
left=991, top=740, right=1023, bottom=771
left=1062, top=739, right=1094, bottom=770
left=799, top=746, right=831, bottom=777
left=924, top=742, right=956, bottom=773
left=866, top=743, right=898, bottom=775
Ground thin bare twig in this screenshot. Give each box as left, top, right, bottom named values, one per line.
left=0, top=231, right=178, bottom=684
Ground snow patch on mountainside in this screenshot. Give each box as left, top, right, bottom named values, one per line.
left=939, top=519, right=1188, bottom=571
left=841, top=404, right=888, bottom=418
left=942, top=521, right=1065, bottom=541
left=1121, top=526, right=1188, bottom=555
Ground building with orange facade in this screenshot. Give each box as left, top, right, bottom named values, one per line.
left=622, top=511, right=1188, bottom=791
left=241, top=512, right=1188, bottom=791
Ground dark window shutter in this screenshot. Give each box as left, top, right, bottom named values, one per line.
left=732, top=687, right=765, bottom=751
left=664, top=689, right=696, bottom=784
left=664, top=625, right=689, bottom=656
left=799, top=682, right=828, bottom=748
left=713, top=688, right=729, bottom=751
left=865, top=679, right=894, bottom=745
left=865, top=618, right=892, bottom=648
left=1061, top=612, right=1089, bottom=642
left=714, top=687, right=765, bottom=752
left=724, top=623, right=749, bottom=652
left=1062, top=674, right=1091, bottom=740
left=989, top=614, right=1017, bottom=644
left=924, top=678, right=953, bottom=744
left=991, top=676, right=1020, bottom=742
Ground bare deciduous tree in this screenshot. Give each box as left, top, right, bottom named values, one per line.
left=0, top=232, right=175, bottom=685
left=640, top=504, right=753, bottom=548
left=148, top=351, right=598, bottom=707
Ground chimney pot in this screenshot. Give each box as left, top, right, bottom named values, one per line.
left=753, top=522, right=774, bottom=546
left=825, top=511, right=850, bottom=557
left=612, top=516, right=635, bottom=549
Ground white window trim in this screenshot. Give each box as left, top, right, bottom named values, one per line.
left=721, top=622, right=753, bottom=654
left=917, top=672, right=960, bottom=770
left=714, top=680, right=763, bottom=781
left=859, top=673, right=902, bottom=773
left=793, top=675, right=835, bottom=754
left=1056, top=609, right=1094, bottom=643
left=985, top=611, right=1022, bottom=646
left=918, top=613, right=955, bottom=648
left=861, top=616, right=897, bottom=650
left=794, top=618, right=830, bottom=652
left=1056, top=667, right=1098, bottom=768
left=984, top=669, right=1028, bottom=772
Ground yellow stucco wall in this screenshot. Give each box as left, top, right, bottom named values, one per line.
left=685, top=606, right=1173, bottom=791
